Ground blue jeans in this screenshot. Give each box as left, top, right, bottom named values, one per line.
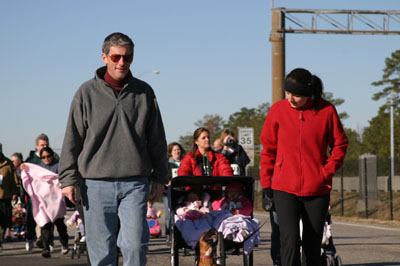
left=81, top=177, right=150, bottom=266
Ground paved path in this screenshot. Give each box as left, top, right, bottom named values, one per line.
left=1, top=208, right=400, bottom=266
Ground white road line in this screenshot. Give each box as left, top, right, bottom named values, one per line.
left=334, top=221, right=400, bottom=232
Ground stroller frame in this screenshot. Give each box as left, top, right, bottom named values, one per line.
left=168, top=175, right=255, bottom=266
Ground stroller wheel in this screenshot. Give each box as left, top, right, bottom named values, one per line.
left=170, top=230, right=179, bottom=266
left=335, top=255, right=342, bottom=266
left=216, top=232, right=225, bottom=266
left=321, top=253, right=330, bottom=266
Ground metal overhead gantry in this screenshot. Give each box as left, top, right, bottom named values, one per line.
left=270, top=8, right=400, bottom=103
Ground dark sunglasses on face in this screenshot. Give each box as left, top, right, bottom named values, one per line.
left=109, top=54, right=133, bottom=63
left=41, top=155, right=53, bottom=159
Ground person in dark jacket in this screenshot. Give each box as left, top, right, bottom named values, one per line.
left=260, top=68, right=348, bottom=266
left=59, top=32, right=168, bottom=266
left=217, top=129, right=250, bottom=176
left=0, top=142, right=19, bottom=251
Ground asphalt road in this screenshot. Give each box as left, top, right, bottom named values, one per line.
left=1, top=208, right=399, bottom=266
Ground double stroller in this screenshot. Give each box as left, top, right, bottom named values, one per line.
left=168, top=175, right=256, bottom=266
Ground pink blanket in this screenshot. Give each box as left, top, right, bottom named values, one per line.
left=21, top=163, right=66, bottom=227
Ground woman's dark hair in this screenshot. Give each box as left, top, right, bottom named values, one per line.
left=285, top=68, right=324, bottom=107
left=39, top=146, right=55, bottom=158
left=191, top=127, right=210, bottom=158
left=167, top=142, right=186, bottom=159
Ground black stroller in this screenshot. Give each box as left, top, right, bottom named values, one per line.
left=168, top=175, right=256, bottom=266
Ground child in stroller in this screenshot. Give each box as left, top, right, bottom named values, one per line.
left=146, top=201, right=163, bottom=238
left=174, top=188, right=212, bottom=248
left=10, top=198, right=27, bottom=239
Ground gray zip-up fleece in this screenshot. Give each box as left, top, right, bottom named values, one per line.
left=58, top=66, right=168, bottom=188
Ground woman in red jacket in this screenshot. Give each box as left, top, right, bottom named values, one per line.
left=260, top=68, right=348, bottom=266
left=178, top=127, right=233, bottom=177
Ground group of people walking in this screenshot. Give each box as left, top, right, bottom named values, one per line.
left=0, top=31, right=348, bottom=266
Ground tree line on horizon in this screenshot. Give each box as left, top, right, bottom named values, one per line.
left=179, top=50, right=400, bottom=176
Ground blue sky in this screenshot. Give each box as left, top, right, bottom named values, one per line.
left=1, top=0, right=399, bottom=158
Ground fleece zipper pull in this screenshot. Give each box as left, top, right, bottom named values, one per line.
left=299, top=111, right=304, bottom=121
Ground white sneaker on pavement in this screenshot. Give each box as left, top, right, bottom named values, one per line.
left=49, top=244, right=54, bottom=253
left=61, top=246, right=69, bottom=255
left=26, top=240, right=33, bottom=251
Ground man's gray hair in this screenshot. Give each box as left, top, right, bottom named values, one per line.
left=102, top=32, right=134, bottom=55
left=36, top=133, right=49, bottom=145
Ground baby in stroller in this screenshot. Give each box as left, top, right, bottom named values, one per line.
left=211, top=183, right=261, bottom=254
left=174, top=189, right=212, bottom=248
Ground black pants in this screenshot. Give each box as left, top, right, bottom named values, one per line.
left=270, top=210, right=281, bottom=265
left=40, top=218, right=68, bottom=250
left=274, top=190, right=330, bottom=266
left=0, top=199, right=12, bottom=244
left=25, top=198, right=37, bottom=241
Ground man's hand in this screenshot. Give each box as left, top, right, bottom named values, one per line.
left=62, top=186, right=77, bottom=205
left=152, top=183, right=165, bottom=202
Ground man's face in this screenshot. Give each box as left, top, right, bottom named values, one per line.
left=36, top=140, right=48, bottom=153
left=102, top=45, right=133, bottom=81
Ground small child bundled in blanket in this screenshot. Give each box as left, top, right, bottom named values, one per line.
left=175, top=189, right=212, bottom=248
left=212, top=183, right=260, bottom=254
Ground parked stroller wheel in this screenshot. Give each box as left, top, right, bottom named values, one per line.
left=321, top=253, right=330, bottom=266
left=335, top=255, right=342, bottom=266
left=216, top=232, right=225, bottom=266
left=171, top=230, right=179, bottom=266
left=242, top=251, right=253, bottom=266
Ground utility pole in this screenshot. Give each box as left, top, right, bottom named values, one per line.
left=270, top=8, right=400, bottom=103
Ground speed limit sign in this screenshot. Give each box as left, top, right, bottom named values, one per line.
left=238, top=127, right=254, bottom=147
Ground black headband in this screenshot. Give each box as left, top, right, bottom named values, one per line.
left=284, top=80, right=313, bottom=97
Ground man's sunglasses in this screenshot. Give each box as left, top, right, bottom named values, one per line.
left=41, top=155, right=53, bottom=159
left=109, top=54, right=133, bottom=63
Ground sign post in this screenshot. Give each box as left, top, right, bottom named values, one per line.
left=238, top=127, right=254, bottom=167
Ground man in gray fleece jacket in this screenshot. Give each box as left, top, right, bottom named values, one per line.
left=58, top=32, right=168, bottom=266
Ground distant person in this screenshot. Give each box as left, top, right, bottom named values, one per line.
left=178, top=127, right=233, bottom=177
left=218, top=129, right=250, bottom=176
left=164, top=142, right=185, bottom=243
left=20, top=162, right=69, bottom=258
left=26, top=134, right=59, bottom=165
left=11, top=152, right=25, bottom=200
left=39, top=147, right=59, bottom=174
left=260, top=68, right=348, bottom=266
left=0, top=143, right=20, bottom=252
left=58, top=32, right=168, bottom=266
left=213, top=138, right=222, bottom=151
left=25, top=133, right=58, bottom=250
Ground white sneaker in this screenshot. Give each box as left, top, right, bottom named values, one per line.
left=80, top=236, right=86, bottom=242
left=49, top=244, right=54, bottom=253
left=61, top=246, right=69, bottom=255
left=26, top=240, right=33, bottom=251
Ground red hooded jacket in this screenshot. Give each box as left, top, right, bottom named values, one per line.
left=178, top=149, right=233, bottom=177
left=260, top=99, right=348, bottom=196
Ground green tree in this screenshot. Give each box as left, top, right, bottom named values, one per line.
left=371, top=49, right=400, bottom=108
left=224, top=102, right=271, bottom=168
left=178, top=134, right=193, bottom=154
left=323, top=92, right=349, bottom=120
left=194, top=114, right=225, bottom=143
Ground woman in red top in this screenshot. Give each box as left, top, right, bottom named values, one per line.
left=260, top=68, right=348, bottom=266
left=178, top=127, right=233, bottom=177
